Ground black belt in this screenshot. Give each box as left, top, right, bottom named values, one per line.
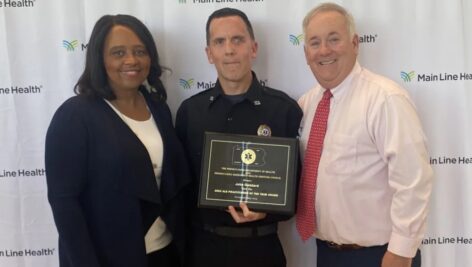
left=317, top=239, right=389, bottom=251
left=202, top=223, right=278, bottom=238
left=317, top=239, right=365, bottom=251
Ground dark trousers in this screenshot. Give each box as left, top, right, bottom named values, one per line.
left=186, top=229, right=286, bottom=267
left=316, top=239, right=421, bottom=267
left=147, top=242, right=181, bottom=267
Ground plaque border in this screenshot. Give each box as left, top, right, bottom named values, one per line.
left=198, top=132, right=299, bottom=215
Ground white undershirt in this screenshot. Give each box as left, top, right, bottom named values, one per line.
left=105, top=99, right=172, bottom=254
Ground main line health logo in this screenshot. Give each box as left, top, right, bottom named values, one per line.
left=400, top=71, right=415, bottom=82
left=289, top=33, right=377, bottom=46
left=289, top=34, right=304, bottom=46
left=179, top=78, right=194, bottom=89
left=400, top=70, right=472, bottom=82
left=62, top=40, right=78, bottom=51
left=62, top=39, right=88, bottom=52
left=0, top=0, right=35, bottom=8
left=179, top=77, right=268, bottom=90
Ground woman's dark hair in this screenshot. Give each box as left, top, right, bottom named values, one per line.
left=74, top=14, right=166, bottom=101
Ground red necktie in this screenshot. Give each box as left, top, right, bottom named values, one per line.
left=296, top=89, right=332, bottom=241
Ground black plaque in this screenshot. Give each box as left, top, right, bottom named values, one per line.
left=198, top=132, right=299, bottom=215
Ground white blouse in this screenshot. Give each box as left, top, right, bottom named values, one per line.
left=105, top=99, right=172, bottom=254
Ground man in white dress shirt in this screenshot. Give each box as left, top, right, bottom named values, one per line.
left=296, top=3, right=433, bottom=267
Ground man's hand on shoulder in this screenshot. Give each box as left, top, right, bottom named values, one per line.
left=381, top=250, right=412, bottom=267
left=227, top=202, right=267, bottom=223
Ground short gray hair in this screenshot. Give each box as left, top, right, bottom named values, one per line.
left=303, top=2, right=356, bottom=38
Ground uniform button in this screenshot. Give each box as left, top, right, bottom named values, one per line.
left=227, top=117, right=233, bottom=121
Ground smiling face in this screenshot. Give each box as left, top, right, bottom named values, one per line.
left=205, top=15, right=258, bottom=90
left=103, top=25, right=150, bottom=94
left=304, top=11, right=358, bottom=89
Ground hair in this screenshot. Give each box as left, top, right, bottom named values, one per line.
left=205, top=7, right=255, bottom=45
left=74, top=14, right=166, bottom=101
left=303, top=2, right=356, bottom=39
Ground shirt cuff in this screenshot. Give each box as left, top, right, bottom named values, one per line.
left=387, top=232, right=422, bottom=258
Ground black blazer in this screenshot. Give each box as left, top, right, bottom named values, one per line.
left=45, top=89, right=190, bottom=267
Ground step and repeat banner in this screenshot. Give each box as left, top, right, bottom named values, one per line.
left=1, top=0, right=471, bottom=266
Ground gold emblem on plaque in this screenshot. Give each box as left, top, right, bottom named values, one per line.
left=241, top=149, right=256, bottom=165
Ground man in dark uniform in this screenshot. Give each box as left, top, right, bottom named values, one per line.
left=175, top=7, right=302, bottom=267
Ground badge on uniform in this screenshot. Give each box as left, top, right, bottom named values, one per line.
left=257, top=124, right=272, bottom=137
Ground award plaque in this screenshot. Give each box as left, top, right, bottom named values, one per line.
left=198, top=132, right=299, bottom=215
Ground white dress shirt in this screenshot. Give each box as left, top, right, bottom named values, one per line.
left=298, top=62, right=433, bottom=258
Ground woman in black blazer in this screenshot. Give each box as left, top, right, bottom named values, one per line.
left=45, top=14, right=190, bottom=267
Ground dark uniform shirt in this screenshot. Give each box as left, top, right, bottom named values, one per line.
left=176, top=72, right=302, bottom=228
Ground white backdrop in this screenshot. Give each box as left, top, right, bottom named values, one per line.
left=1, top=0, right=471, bottom=266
